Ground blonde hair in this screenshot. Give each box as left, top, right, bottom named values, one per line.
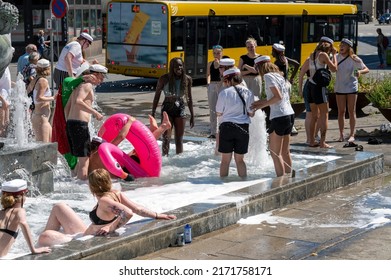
left=88, top=169, right=112, bottom=198
left=1, top=193, right=22, bottom=209
left=36, top=65, right=51, bottom=77
left=257, top=61, right=281, bottom=76
left=245, top=37, right=257, bottom=47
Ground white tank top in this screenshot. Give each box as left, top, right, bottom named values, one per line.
left=33, top=87, right=52, bottom=104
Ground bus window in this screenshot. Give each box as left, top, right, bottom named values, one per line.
left=209, top=17, right=226, bottom=48
left=303, top=16, right=342, bottom=43
left=248, top=16, right=265, bottom=46
left=265, top=16, right=283, bottom=45
left=172, top=17, right=184, bottom=51
left=343, top=16, right=357, bottom=42
left=226, top=16, right=248, bottom=48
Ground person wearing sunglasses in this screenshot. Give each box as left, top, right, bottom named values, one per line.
left=0, top=179, right=51, bottom=258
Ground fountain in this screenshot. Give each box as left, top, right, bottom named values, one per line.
left=0, top=76, right=58, bottom=194
left=0, top=107, right=383, bottom=260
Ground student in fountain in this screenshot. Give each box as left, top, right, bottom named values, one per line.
left=64, top=64, right=105, bottom=180
left=0, top=179, right=51, bottom=258
left=88, top=112, right=172, bottom=178
left=37, top=168, right=177, bottom=247
left=151, top=57, right=194, bottom=156
left=216, top=68, right=255, bottom=178
left=251, top=56, right=295, bottom=177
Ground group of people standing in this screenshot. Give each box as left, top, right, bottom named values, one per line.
left=204, top=38, right=297, bottom=178
left=204, top=36, right=369, bottom=178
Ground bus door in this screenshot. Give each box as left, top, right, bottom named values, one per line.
left=184, top=17, right=208, bottom=79
left=284, top=17, right=302, bottom=62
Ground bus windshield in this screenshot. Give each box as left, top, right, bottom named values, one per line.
left=106, top=2, right=168, bottom=70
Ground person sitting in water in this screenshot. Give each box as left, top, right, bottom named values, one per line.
left=37, top=168, right=176, bottom=247
left=0, top=179, right=51, bottom=258
left=88, top=112, right=172, bottom=179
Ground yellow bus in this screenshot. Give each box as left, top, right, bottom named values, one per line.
left=105, top=1, right=358, bottom=79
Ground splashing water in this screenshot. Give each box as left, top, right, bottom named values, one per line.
left=7, top=74, right=33, bottom=147
left=246, top=109, right=268, bottom=167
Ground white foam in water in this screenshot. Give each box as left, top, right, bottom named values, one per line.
left=238, top=187, right=391, bottom=230
left=5, top=138, right=339, bottom=257
left=3, top=109, right=339, bottom=257
left=7, top=75, right=33, bottom=148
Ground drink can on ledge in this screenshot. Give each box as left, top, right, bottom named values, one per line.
left=184, top=224, right=192, bottom=243
left=176, top=233, right=185, bottom=246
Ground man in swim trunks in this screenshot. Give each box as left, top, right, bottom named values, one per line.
left=88, top=112, right=171, bottom=179
left=64, top=64, right=105, bottom=180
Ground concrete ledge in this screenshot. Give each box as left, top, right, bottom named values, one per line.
left=17, top=146, right=384, bottom=260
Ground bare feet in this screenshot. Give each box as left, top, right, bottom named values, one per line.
left=148, top=115, right=158, bottom=132
left=320, top=143, right=333, bottom=149
left=348, top=136, right=355, bottom=143
left=161, top=111, right=172, bottom=131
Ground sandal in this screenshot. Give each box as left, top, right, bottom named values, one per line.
left=355, top=145, right=364, bottom=151
left=343, top=142, right=358, bottom=148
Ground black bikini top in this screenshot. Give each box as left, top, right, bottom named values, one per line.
left=89, top=205, right=117, bottom=225
left=0, top=208, right=19, bottom=239
left=89, top=192, right=121, bottom=225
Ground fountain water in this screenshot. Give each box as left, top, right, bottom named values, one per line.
left=0, top=76, right=58, bottom=193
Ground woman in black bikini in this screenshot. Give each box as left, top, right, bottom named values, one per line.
left=0, top=179, right=51, bottom=258
left=152, top=57, right=194, bottom=156
left=38, top=168, right=176, bottom=247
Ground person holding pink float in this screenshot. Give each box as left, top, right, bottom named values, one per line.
left=89, top=112, right=171, bottom=180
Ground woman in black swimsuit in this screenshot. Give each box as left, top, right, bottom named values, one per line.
left=0, top=179, right=51, bottom=258
left=38, top=169, right=176, bottom=247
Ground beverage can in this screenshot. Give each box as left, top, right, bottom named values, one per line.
left=184, top=224, right=192, bottom=243
left=176, top=233, right=185, bottom=246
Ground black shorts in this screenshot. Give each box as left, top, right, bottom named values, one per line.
left=268, top=114, right=295, bottom=136
left=307, top=82, right=328, bottom=105
left=218, top=122, right=249, bottom=154
left=162, top=99, right=186, bottom=118
left=66, top=119, right=91, bottom=157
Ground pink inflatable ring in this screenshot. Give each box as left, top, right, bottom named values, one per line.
left=98, top=113, right=162, bottom=180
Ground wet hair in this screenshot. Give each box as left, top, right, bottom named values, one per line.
left=1, top=193, right=22, bottom=209
left=257, top=61, right=281, bottom=77
left=88, top=168, right=112, bottom=198
left=167, top=57, right=191, bottom=98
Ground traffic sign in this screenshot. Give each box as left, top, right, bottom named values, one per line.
left=50, top=0, right=69, bottom=19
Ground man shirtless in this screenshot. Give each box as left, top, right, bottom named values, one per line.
left=64, top=64, right=105, bottom=180
left=88, top=112, right=171, bottom=179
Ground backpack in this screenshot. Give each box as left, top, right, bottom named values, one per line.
left=22, top=64, right=36, bottom=85
left=383, top=36, right=389, bottom=49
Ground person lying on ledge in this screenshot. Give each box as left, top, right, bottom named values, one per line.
left=38, top=168, right=176, bottom=247
left=88, top=112, right=171, bottom=180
